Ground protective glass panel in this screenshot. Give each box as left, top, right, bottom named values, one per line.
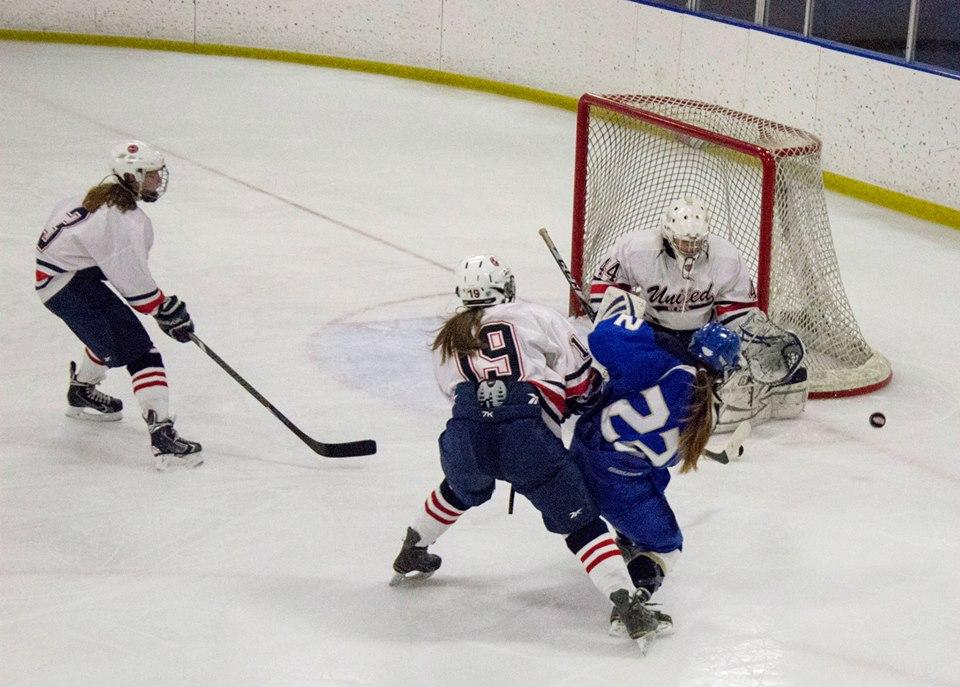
left=766, top=0, right=806, bottom=34
left=699, top=0, right=757, bottom=23
left=812, top=0, right=911, bottom=58
left=916, top=0, right=960, bottom=73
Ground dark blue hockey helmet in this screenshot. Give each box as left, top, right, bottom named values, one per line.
left=689, top=322, right=741, bottom=373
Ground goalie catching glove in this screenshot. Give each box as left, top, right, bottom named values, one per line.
left=713, top=312, right=808, bottom=433
left=155, top=295, right=195, bottom=342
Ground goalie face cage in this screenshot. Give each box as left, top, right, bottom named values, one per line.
left=570, top=94, right=891, bottom=398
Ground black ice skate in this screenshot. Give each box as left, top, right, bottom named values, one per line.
left=146, top=410, right=203, bottom=471
left=609, top=588, right=673, bottom=654
left=609, top=588, right=674, bottom=639
left=390, top=527, right=441, bottom=586
left=66, top=361, right=122, bottom=422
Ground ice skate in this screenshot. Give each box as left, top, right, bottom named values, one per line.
left=609, top=589, right=673, bottom=640
left=390, top=527, right=441, bottom=586
left=66, top=361, right=122, bottom=421
left=146, top=410, right=203, bottom=471
left=609, top=588, right=672, bottom=654
left=610, top=536, right=672, bottom=639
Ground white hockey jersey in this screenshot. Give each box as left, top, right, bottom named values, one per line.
left=588, top=230, right=757, bottom=331
left=35, top=196, right=165, bottom=315
left=433, top=301, right=597, bottom=435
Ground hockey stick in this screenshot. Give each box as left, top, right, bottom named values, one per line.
left=702, top=421, right=751, bottom=465
left=538, top=228, right=597, bottom=319
left=188, top=333, right=377, bottom=458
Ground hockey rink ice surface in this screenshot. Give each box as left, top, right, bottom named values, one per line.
left=1, top=42, right=959, bottom=687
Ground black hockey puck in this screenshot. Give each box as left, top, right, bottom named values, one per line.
left=869, top=412, right=886, bottom=428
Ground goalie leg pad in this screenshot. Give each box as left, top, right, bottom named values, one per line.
left=714, top=368, right=808, bottom=433
left=714, top=369, right=771, bottom=433
left=770, top=377, right=808, bottom=420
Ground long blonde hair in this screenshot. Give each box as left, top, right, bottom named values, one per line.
left=676, top=368, right=718, bottom=473
left=432, top=308, right=486, bottom=363
left=82, top=181, right=137, bottom=213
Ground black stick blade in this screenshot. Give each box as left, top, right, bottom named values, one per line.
left=704, top=449, right=729, bottom=464
left=307, top=438, right=377, bottom=458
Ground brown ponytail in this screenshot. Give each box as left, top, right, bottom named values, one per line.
left=432, top=308, right=485, bottom=363
left=82, top=181, right=137, bottom=214
left=677, top=368, right=718, bottom=473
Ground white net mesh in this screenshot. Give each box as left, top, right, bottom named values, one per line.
left=573, top=94, right=890, bottom=397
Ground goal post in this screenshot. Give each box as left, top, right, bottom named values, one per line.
left=570, top=93, right=891, bottom=399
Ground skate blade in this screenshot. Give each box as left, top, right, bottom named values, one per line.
left=655, top=620, right=675, bottom=636
left=633, top=633, right=654, bottom=655
left=66, top=407, right=122, bottom=422
left=154, top=453, right=204, bottom=472
left=389, top=570, right=435, bottom=587
left=611, top=619, right=673, bottom=639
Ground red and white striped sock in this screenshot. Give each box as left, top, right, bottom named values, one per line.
left=131, top=364, right=169, bottom=420
left=410, top=486, right=467, bottom=546
left=75, top=347, right=108, bottom=385
left=574, top=533, right=633, bottom=599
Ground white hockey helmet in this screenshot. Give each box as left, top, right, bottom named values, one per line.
left=661, top=195, right=710, bottom=258
left=110, top=140, right=168, bottom=202
left=455, top=255, right=516, bottom=308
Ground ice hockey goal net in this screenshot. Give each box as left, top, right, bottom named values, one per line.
left=570, top=94, right=891, bottom=398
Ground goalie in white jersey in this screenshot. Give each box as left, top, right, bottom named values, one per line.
left=588, top=195, right=758, bottom=332
left=391, top=256, right=666, bottom=652
left=588, top=195, right=807, bottom=432
left=35, top=141, right=201, bottom=471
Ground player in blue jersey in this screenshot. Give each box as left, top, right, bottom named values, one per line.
left=571, top=291, right=742, bottom=637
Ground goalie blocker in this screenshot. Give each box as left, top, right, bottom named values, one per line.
left=592, top=289, right=808, bottom=434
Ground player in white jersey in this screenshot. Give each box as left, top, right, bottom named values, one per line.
left=588, top=196, right=807, bottom=431
left=36, top=140, right=202, bottom=471
left=391, top=256, right=663, bottom=652
left=588, top=195, right=758, bottom=331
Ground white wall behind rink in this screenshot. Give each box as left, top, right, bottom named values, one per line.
left=3, top=0, right=957, bottom=210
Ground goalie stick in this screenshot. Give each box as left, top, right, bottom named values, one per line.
left=702, top=421, right=751, bottom=465
left=189, top=334, right=377, bottom=458
left=538, top=228, right=597, bottom=319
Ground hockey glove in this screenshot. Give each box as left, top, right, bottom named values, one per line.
left=155, top=295, right=195, bottom=343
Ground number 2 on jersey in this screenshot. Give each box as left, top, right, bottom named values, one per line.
left=600, top=384, right=679, bottom=467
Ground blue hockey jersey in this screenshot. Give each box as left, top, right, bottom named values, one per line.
left=573, top=314, right=697, bottom=470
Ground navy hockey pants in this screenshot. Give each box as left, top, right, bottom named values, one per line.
left=439, top=382, right=599, bottom=535
left=43, top=267, right=155, bottom=368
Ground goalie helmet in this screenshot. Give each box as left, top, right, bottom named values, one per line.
left=110, top=140, right=168, bottom=202
left=661, top=195, right=710, bottom=260
left=689, top=321, right=741, bottom=374
left=455, top=255, right=516, bottom=308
